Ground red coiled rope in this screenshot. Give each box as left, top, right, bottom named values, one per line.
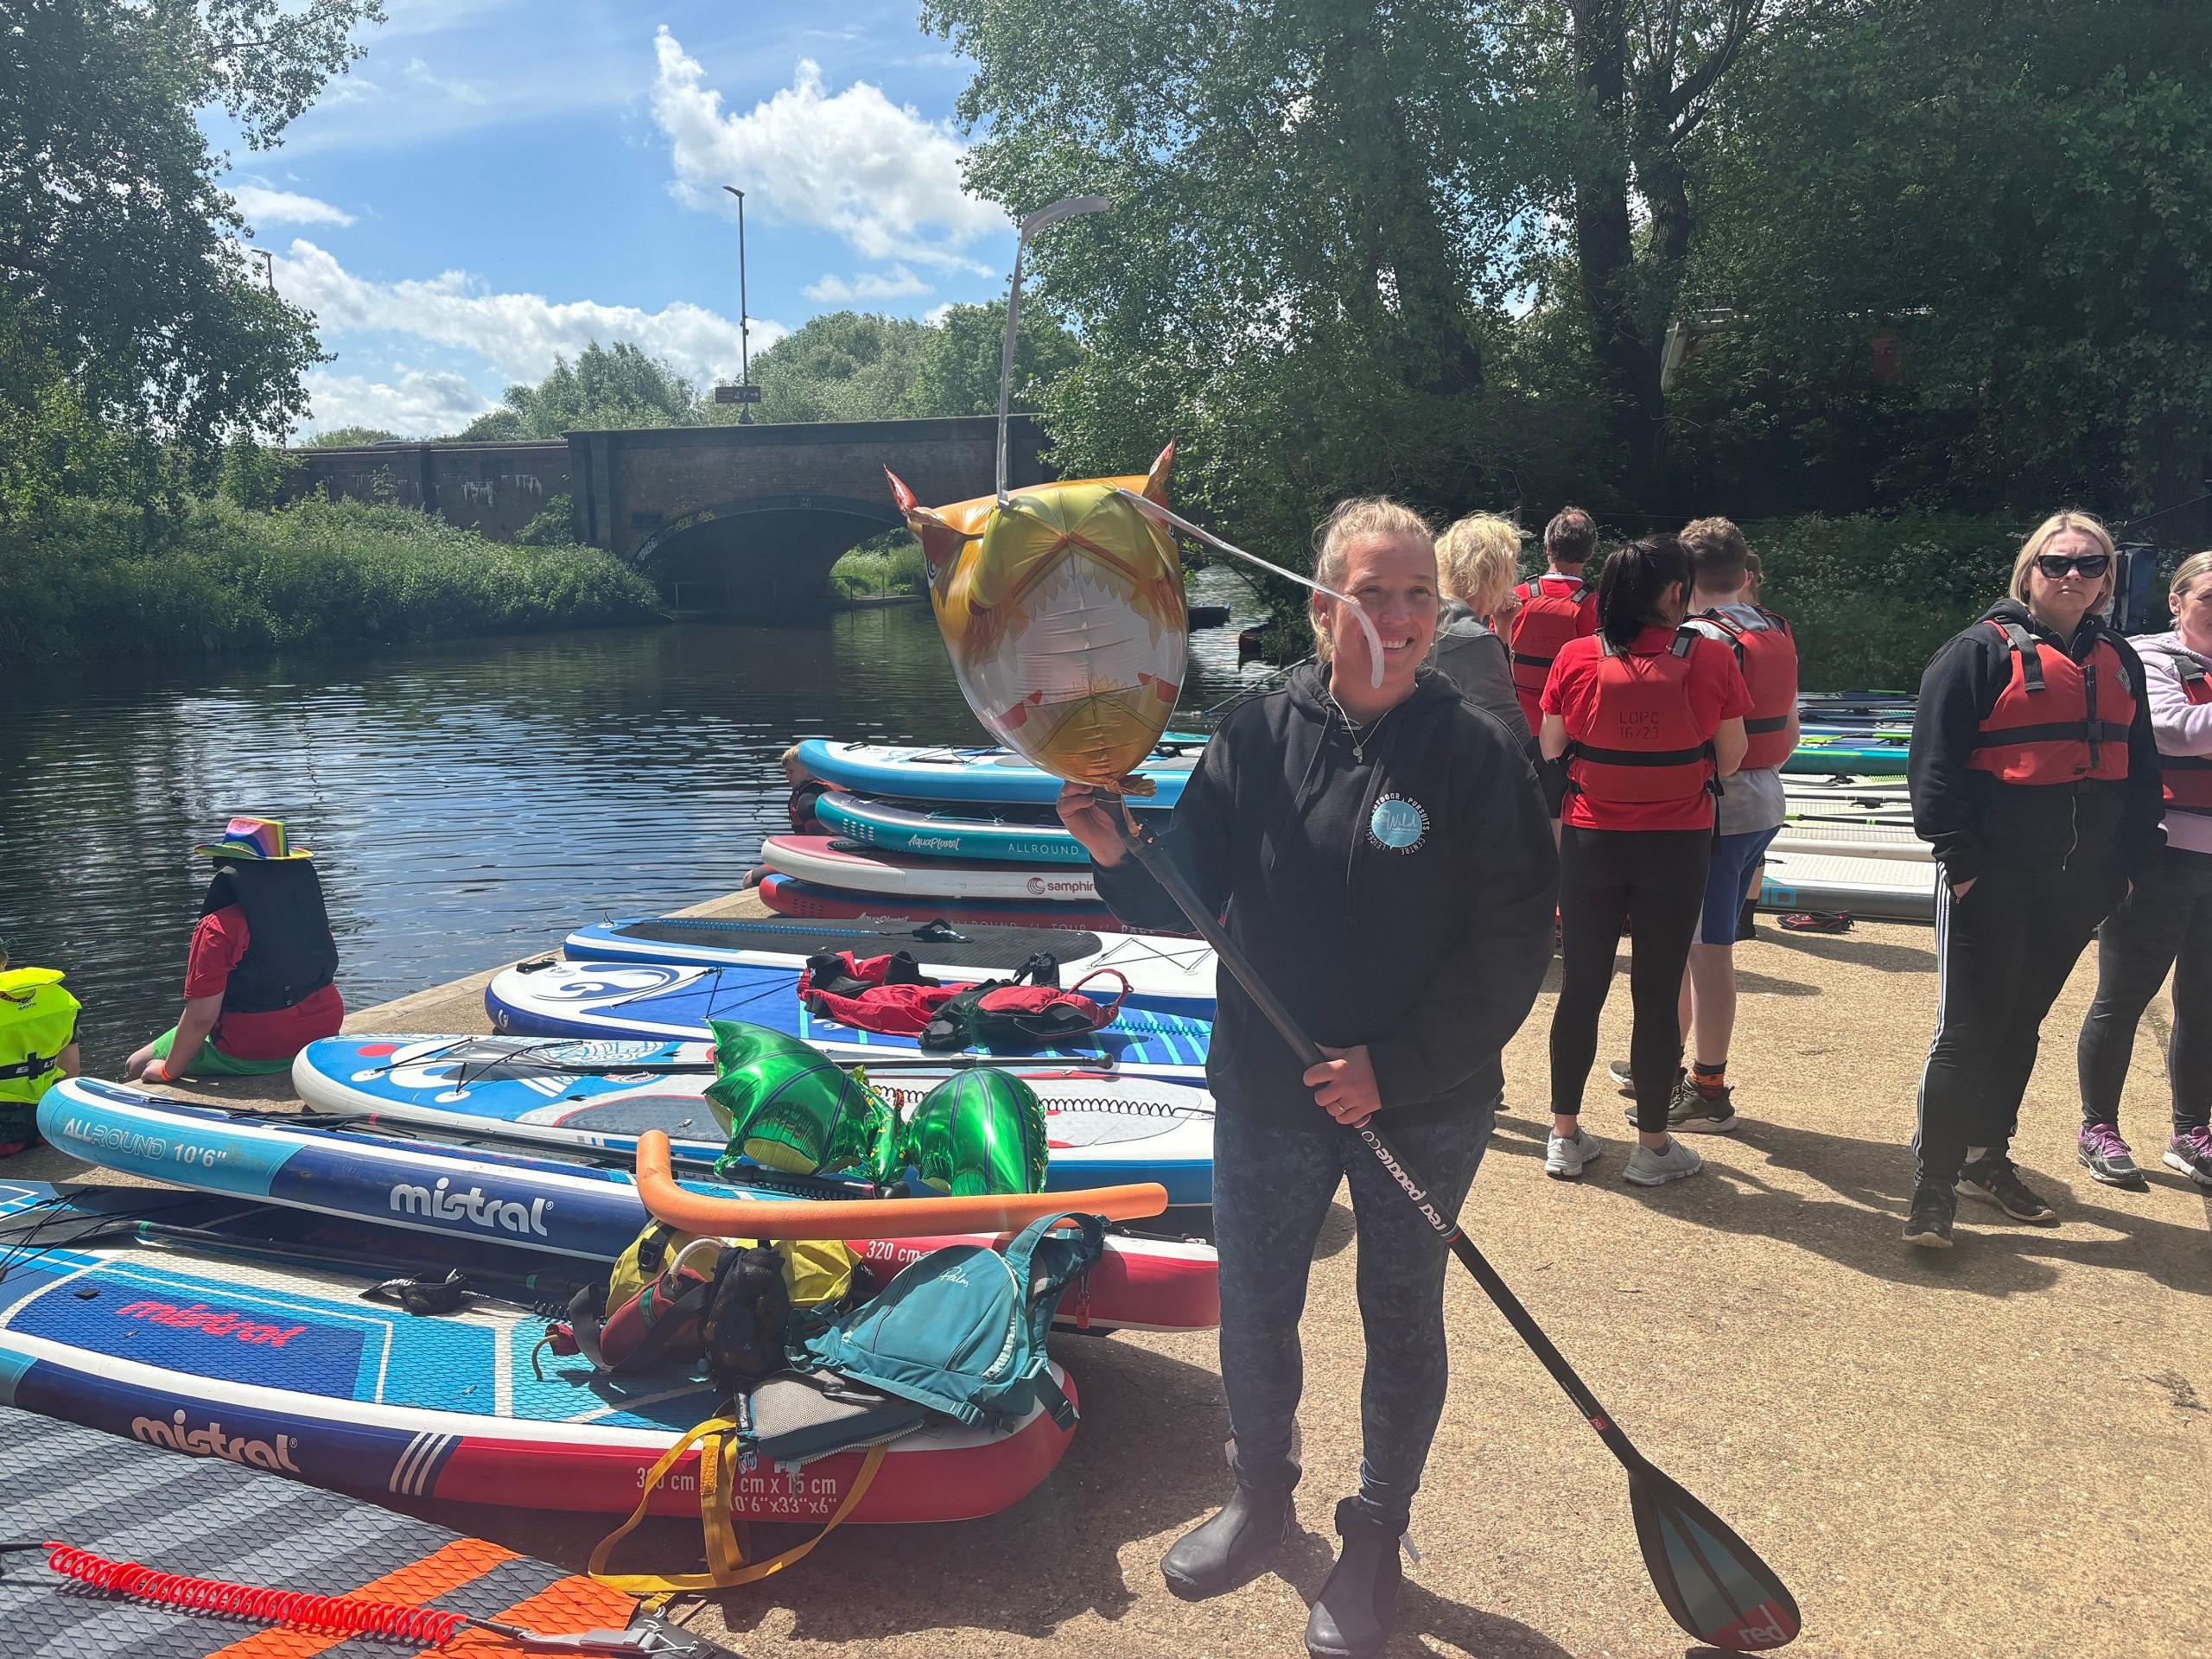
left=41, top=1543, right=472, bottom=1646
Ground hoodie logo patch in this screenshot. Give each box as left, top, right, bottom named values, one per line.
left=1369, top=795, right=1428, bottom=852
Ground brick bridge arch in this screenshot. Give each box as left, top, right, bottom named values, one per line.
left=287, top=414, right=1049, bottom=606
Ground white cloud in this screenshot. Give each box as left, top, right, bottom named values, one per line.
left=273, top=238, right=787, bottom=388
left=231, top=185, right=356, bottom=227
left=803, top=265, right=932, bottom=304
left=651, top=29, right=1006, bottom=274
left=922, top=302, right=956, bottom=325
left=404, top=56, right=488, bottom=105
left=301, top=368, right=494, bottom=437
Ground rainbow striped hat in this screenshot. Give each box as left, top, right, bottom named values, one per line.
left=193, top=817, right=315, bottom=861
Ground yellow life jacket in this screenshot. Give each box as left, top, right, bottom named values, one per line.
left=0, top=968, right=81, bottom=1106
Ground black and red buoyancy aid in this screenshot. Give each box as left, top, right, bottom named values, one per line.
left=1508, top=574, right=1599, bottom=715
left=2147, top=643, right=2212, bottom=817
left=1967, top=619, right=2138, bottom=785
left=1694, top=607, right=1799, bottom=770
left=199, top=861, right=339, bottom=1014
left=1566, top=629, right=1717, bottom=806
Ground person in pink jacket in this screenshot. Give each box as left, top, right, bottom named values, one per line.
left=2076, top=550, right=2212, bottom=1187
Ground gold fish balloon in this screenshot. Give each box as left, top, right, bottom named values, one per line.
left=885, top=443, right=1186, bottom=794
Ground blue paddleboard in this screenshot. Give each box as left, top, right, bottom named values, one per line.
left=797, top=740, right=1198, bottom=810
left=486, top=959, right=1213, bottom=1084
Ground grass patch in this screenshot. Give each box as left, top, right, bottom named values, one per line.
left=0, top=493, right=663, bottom=662
left=829, top=531, right=927, bottom=600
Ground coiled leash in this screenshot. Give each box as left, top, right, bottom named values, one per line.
left=0, top=1541, right=697, bottom=1654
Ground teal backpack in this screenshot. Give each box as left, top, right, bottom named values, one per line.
left=794, top=1211, right=1104, bottom=1430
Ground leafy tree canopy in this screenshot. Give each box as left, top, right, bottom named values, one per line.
left=455, top=341, right=701, bottom=439
left=1, top=0, right=381, bottom=487
left=308, top=424, right=403, bottom=448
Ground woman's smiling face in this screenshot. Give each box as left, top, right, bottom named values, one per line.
left=1317, top=532, right=1439, bottom=706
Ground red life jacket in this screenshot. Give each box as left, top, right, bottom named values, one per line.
left=1565, top=629, right=1717, bottom=808
left=2146, top=643, right=2212, bottom=817
left=1967, top=620, right=2137, bottom=785
left=1509, top=573, right=1598, bottom=718
left=1692, top=606, right=1798, bottom=771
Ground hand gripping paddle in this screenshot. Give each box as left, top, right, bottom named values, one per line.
left=1113, top=815, right=1801, bottom=1650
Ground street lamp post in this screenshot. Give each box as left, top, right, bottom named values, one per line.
left=251, top=248, right=275, bottom=293
left=721, top=184, right=752, bottom=424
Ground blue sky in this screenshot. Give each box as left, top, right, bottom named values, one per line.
left=213, top=0, right=1016, bottom=435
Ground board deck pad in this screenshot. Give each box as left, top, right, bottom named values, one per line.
left=0, top=1404, right=716, bottom=1657
left=591, top=913, right=1108, bottom=964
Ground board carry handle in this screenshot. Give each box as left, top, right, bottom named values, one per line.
left=632, top=1132, right=1166, bottom=1239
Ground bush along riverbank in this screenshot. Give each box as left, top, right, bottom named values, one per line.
left=0, top=494, right=664, bottom=661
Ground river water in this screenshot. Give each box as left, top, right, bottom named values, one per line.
left=0, top=570, right=1267, bottom=1067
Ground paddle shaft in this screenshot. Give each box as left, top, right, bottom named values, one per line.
left=1115, top=823, right=1633, bottom=1460
left=374, top=1051, right=1109, bottom=1078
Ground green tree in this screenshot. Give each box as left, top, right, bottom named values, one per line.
left=901, top=301, right=1084, bottom=418
left=457, top=341, right=700, bottom=439
left=1679, top=0, right=2212, bottom=531
left=1, top=0, right=379, bottom=492
left=924, top=0, right=1548, bottom=558
left=308, top=425, right=402, bottom=448
left=715, top=312, right=932, bottom=424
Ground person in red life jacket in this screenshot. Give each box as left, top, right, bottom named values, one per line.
left=1540, top=535, right=1750, bottom=1186
left=1427, top=512, right=1532, bottom=750
left=1636, top=518, right=1800, bottom=1133
left=1509, top=506, right=1603, bottom=822
left=1904, top=512, right=2164, bottom=1246
left=2076, top=549, right=2212, bottom=1189
left=1058, top=498, right=1555, bottom=1659
left=0, top=937, right=80, bottom=1157
left=123, top=817, right=344, bottom=1084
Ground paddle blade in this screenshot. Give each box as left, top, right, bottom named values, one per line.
left=1628, top=1460, right=1800, bottom=1650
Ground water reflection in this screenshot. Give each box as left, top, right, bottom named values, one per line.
left=0, top=571, right=1265, bottom=1065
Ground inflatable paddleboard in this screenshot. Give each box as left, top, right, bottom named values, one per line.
left=798, top=740, right=1196, bottom=809
left=1, top=1402, right=718, bottom=1656
left=764, top=836, right=1104, bottom=904
left=1783, top=734, right=1910, bottom=776
left=1758, top=849, right=1936, bottom=921
left=37, top=1082, right=1218, bottom=1333
left=563, top=913, right=1217, bottom=1017
left=487, top=958, right=1211, bottom=1084
left=816, top=792, right=1095, bottom=866
left=298, top=1033, right=1217, bottom=1208
left=0, top=1179, right=1069, bottom=1526
left=760, top=874, right=1127, bottom=933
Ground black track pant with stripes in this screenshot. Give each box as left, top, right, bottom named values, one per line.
left=2077, top=845, right=2212, bottom=1132
left=1915, top=859, right=2126, bottom=1186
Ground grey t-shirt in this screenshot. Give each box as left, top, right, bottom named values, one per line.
left=1692, top=602, right=1789, bottom=837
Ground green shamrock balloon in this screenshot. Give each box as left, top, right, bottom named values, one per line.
left=901, top=1069, right=1051, bottom=1197
left=703, top=1020, right=899, bottom=1186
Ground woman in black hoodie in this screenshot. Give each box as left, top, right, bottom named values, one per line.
left=1904, top=511, right=2164, bottom=1247
left=1058, top=499, right=1555, bottom=1659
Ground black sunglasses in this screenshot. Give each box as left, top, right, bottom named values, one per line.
left=2035, top=552, right=2111, bottom=578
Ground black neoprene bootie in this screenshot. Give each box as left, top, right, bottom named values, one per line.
left=1303, top=1497, right=1405, bottom=1658
left=1160, top=1480, right=1295, bottom=1601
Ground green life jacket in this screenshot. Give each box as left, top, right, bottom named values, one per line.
left=0, top=967, right=80, bottom=1115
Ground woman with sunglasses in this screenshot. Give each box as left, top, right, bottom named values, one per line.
left=2076, top=550, right=2212, bottom=1190
left=1904, top=512, right=2164, bottom=1246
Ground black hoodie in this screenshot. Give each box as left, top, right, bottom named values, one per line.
left=1095, top=663, right=1558, bottom=1130
left=1909, top=599, right=2164, bottom=884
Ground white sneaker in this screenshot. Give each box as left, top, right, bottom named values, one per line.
left=1545, top=1128, right=1603, bottom=1181
left=1624, top=1136, right=1705, bottom=1186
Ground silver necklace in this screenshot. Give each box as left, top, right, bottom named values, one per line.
left=1328, top=690, right=1392, bottom=763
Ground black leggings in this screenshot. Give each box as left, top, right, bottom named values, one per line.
left=1915, top=859, right=2124, bottom=1185
left=2078, top=846, right=2212, bottom=1132
left=1549, top=826, right=1712, bottom=1131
